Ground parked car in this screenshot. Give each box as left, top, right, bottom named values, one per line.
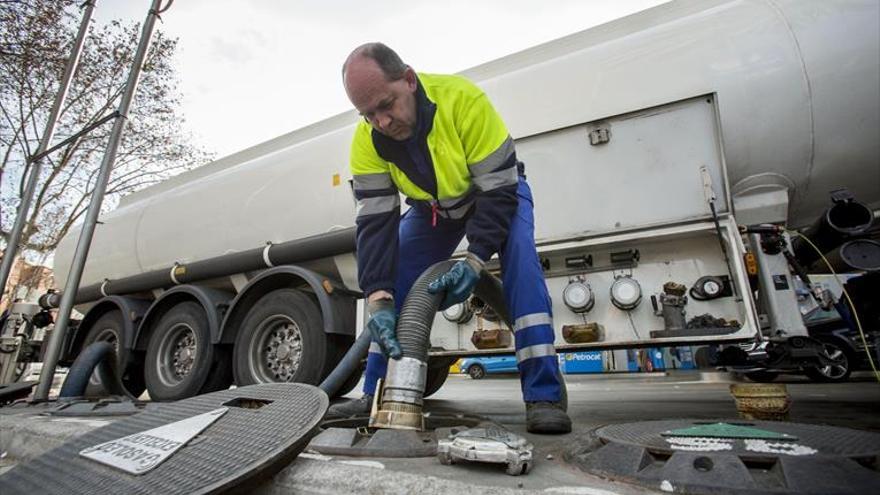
left=797, top=306, right=877, bottom=382
left=702, top=305, right=877, bottom=383
left=459, top=355, right=518, bottom=379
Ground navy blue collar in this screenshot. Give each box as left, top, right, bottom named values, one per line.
left=371, top=77, right=439, bottom=197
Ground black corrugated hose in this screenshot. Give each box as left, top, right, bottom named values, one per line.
left=398, top=260, right=512, bottom=362
left=318, top=260, right=512, bottom=397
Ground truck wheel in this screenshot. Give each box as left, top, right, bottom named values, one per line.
left=424, top=357, right=456, bottom=398
left=233, top=289, right=327, bottom=386
left=424, top=367, right=451, bottom=398
left=145, top=301, right=230, bottom=401
left=804, top=340, right=853, bottom=383
left=81, top=311, right=146, bottom=398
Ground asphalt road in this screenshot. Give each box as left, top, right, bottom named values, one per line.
left=426, top=371, right=880, bottom=433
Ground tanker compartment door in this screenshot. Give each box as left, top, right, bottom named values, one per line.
left=433, top=217, right=761, bottom=357
left=538, top=217, right=759, bottom=352
left=516, top=94, right=731, bottom=242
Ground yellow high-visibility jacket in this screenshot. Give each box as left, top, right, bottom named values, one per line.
left=350, top=73, right=521, bottom=295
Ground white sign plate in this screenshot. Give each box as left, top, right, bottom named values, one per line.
left=79, top=407, right=228, bottom=475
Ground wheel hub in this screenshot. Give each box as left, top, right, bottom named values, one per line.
left=259, top=319, right=302, bottom=382
left=171, top=331, right=196, bottom=379
left=276, top=344, right=291, bottom=360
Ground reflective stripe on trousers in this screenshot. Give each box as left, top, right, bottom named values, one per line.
left=363, top=178, right=562, bottom=402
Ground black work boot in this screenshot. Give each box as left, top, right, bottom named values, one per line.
left=325, top=394, right=373, bottom=419
left=526, top=401, right=572, bottom=434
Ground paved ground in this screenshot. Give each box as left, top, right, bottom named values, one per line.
left=2, top=371, right=878, bottom=494
left=320, top=371, right=880, bottom=493
left=425, top=371, right=880, bottom=433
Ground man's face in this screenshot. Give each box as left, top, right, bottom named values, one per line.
left=344, top=58, right=418, bottom=141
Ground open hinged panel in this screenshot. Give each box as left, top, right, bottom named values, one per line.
left=518, top=93, right=733, bottom=244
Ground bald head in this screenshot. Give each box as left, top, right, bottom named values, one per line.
left=342, top=42, right=408, bottom=82
left=343, top=43, right=418, bottom=141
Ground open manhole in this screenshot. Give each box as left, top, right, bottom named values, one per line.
left=309, top=413, right=491, bottom=458
left=566, top=419, right=880, bottom=495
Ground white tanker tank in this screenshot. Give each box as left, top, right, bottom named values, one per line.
left=53, top=0, right=879, bottom=291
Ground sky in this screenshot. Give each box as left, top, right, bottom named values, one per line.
left=92, top=0, right=668, bottom=159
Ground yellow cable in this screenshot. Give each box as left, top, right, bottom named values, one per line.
left=786, top=230, right=880, bottom=383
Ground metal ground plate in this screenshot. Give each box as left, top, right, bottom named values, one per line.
left=310, top=413, right=489, bottom=458
left=0, top=383, right=328, bottom=495
left=566, top=418, right=880, bottom=495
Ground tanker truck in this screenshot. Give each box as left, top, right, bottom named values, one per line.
left=10, top=0, right=878, bottom=400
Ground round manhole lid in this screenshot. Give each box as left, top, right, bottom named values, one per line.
left=568, top=419, right=880, bottom=495
left=596, top=419, right=880, bottom=457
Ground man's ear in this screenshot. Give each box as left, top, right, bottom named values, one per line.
left=404, top=66, right=417, bottom=92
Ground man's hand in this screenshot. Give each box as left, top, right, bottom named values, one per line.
left=366, top=296, right=402, bottom=359
left=427, top=253, right=485, bottom=310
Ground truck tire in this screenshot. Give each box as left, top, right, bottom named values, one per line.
left=144, top=301, right=231, bottom=401
left=81, top=311, right=146, bottom=398
left=424, top=367, right=451, bottom=398
left=233, top=288, right=328, bottom=386
left=424, top=357, right=457, bottom=398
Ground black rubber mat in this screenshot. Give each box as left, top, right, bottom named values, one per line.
left=567, top=419, right=880, bottom=495
left=0, top=383, right=327, bottom=494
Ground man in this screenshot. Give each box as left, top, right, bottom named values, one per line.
left=329, top=42, right=571, bottom=434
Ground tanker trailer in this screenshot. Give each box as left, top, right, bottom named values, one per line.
left=43, top=0, right=878, bottom=400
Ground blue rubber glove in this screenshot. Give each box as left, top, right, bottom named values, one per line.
left=427, top=254, right=485, bottom=311
left=366, top=298, right=402, bottom=359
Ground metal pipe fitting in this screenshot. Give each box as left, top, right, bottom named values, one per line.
left=372, top=260, right=512, bottom=431
left=370, top=357, right=428, bottom=430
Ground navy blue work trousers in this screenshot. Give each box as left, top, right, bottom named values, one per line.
left=363, top=177, right=562, bottom=402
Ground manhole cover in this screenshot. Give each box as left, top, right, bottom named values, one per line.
left=0, top=383, right=327, bottom=494
left=566, top=419, right=880, bottom=495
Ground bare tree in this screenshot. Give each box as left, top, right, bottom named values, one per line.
left=0, top=0, right=213, bottom=300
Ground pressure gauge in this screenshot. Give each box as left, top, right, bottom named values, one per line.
left=690, top=275, right=726, bottom=301
left=701, top=279, right=722, bottom=297
left=563, top=281, right=595, bottom=313
left=442, top=302, right=473, bottom=324
left=610, top=276, right=642, bottom=310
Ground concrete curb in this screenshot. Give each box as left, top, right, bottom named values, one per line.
left=0, top=412, right=110, bottom=462
left=259, top=455, right=545, bottom=495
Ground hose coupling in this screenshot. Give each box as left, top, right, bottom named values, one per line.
left=370, top=357, right=428, bottom=430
